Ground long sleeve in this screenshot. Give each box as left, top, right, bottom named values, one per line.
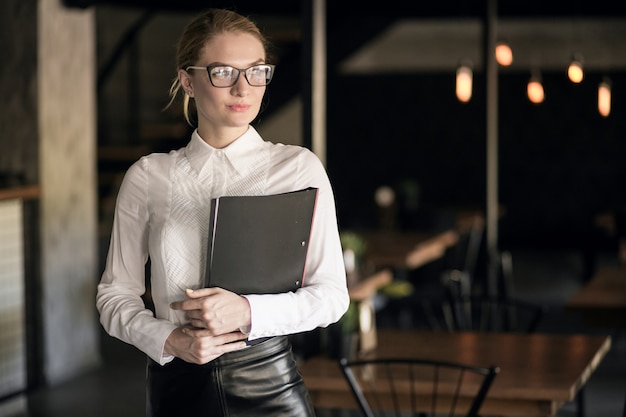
left=96, top=160, right=178, bottom=365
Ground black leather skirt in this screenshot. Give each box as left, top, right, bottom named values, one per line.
left=146, top=336, right=315, bottom=417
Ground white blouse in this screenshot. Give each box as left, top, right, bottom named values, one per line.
left=96, top=126, right=349, bottom=365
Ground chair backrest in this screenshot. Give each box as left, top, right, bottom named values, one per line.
left=339, top=357, right=499, bottom=417
left=437, top=220, right=485, bottom=330
left=442, top=217, right=485, bottom=283
left=440, top=249, right=547, bottom=333
left=446, top=294, right=548, bottom=332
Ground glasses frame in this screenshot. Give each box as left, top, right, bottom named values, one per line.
left=186, top=64, right=276, bottom=88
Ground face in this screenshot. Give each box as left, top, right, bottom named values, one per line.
left=179, top=32, right=267, bottom=145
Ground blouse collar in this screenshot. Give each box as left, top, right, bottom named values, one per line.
left=186, top=126, right=265, bottom=176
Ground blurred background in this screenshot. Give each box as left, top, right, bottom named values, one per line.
left=1, top=0, right=625, bottom=416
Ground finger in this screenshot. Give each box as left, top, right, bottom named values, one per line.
left=187, top=317, right=206, bottom=330
left=220, top=340, right=248, bottom=353
left=184, top=287, right=221, bottom=299
left=170, top=297, right=205, bottom=311
left=169, top=299, right=197, bottom=311
left=170, top=288, right=218, bottom=310
left=218, top=331, right=248, bottom=344
left=184, top=327, right=247, bottom=342
left=182, top=326, right=209, bottom=338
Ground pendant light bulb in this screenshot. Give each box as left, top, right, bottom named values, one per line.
left=598, top=78, right=611, bottom=117
left=527, top=74, right=544, bottom=104
left=456, top=63, right=473, bottom=103
left=568, top=54, right=584, bottom=83
left=495, top=41, right=513, bottom=66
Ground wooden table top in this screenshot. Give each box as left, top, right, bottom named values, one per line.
left=299, top=329, right=612, bottom=417
left=347, top=269, right=393, bottom=301
left=360, top=229, right=459, bottom=270
left=567, top=265, right=626, bottom=309
left=566, top=265, right=626, bottom=327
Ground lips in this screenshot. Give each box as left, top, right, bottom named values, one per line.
left=229, top=103, right=250, bottom=112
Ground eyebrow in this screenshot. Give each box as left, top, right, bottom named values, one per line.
left=204, top=59, right=267, bottom=68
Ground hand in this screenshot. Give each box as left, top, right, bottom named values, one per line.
left=170, top=287, right=251, bottom=336
left=164, top=325, right=248, bottom=364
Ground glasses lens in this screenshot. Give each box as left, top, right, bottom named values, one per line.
left=246, top=65, right=274, bottom=86
left=208, top=66, right=239, bottom=87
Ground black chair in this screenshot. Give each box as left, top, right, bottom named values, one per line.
left=435, top=219, right=485, bottom=329
left=409, top=219, right=485, bottom=331
left=339, top=357, right=499, bottom=417
left=440, top=249, right=548, bottom=333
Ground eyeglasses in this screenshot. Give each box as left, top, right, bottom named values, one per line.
left=186, top=64, right=275, bottom=88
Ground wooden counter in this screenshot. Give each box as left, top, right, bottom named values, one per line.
left=0, top=185, right=40, bottom=201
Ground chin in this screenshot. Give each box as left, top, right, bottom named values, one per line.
left=230, top=115, right=256, bottom=127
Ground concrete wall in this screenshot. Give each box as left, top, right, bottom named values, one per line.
left=38, top=0, right=100, bottom=385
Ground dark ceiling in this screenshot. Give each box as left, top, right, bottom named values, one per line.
left=62, top=0, right=626, bottom=19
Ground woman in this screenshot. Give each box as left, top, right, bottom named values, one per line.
left=96, top=8, right=349, bottom=417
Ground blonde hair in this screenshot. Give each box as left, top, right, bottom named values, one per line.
left=164, top=9, right=271, bottom=126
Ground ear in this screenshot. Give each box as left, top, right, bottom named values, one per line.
left=178, top=69, right=194, bottom=97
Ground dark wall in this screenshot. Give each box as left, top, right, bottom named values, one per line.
left=326, top=70, right=626, bottom=250
left=0, top=0, right=38, bottom=186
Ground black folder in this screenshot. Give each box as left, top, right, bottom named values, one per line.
left=205, top=187, right=318, bottom=294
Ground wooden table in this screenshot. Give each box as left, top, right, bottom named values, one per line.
left=299, top=329, right=611, bottom=417
left=566, top=265, right=626, bottom=328
left=360, top=230, right=459, bottom=271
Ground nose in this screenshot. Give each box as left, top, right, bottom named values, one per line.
left=231, top=71, right=250, bottom=96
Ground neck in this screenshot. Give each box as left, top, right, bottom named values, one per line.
left=198, top=125, right=248, bottom=149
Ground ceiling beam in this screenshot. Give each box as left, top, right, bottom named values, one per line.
left=340, top=18, right=626, bottom=73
